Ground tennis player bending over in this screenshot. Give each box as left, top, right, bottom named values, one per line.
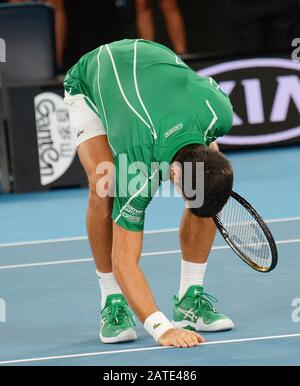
left=64, top=39, right=234, bottom=348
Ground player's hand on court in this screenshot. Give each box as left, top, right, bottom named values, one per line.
left=159, top=328, right=205, bottom=348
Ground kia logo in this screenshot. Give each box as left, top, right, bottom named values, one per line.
left=199, top=59, right=300, bottom=145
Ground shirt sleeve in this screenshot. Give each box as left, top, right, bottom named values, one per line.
left=64, top=66, right=83, bottom=96
left=64, top=52, right=91, bottom=96
left=204, top=89, right=234, bottom=146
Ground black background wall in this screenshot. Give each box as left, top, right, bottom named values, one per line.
left=63, top=0, right=300, bottom=69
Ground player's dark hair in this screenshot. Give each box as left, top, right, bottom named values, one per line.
left=173, top=144, right=233, bottom=218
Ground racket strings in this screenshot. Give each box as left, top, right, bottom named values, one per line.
left=216, top=196, right=272, bottom=269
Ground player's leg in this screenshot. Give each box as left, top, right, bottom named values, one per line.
left=135, top=0, right=155, bottom=41
left=158, top=0, right=187, bottom=54
left=172, top=142, right=234, bottom=332
left=77, top=137, right=137, bottom=344
left=173, top=210, right=234, bottom=332
left=65, top=93, right=137, bottom=343
left=77, top=136, right=114, bottom=274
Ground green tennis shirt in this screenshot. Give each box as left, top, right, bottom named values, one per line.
left=64, top=39, right=233, bottom=231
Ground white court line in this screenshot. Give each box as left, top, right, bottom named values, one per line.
left=0, top=239, right=299, bottom=271
left=0, top=216, right=300, bottom=249
left=0, top=229, right=178, bottom=249
left=1, top=333, right=300, bottom=365
left=266, top=216, right=300, bottom=224
left=0, top=236, right=87, bottom=249
left=0, top=258, right=94, bottom=270
left=0, top=250, right=182, bottom=270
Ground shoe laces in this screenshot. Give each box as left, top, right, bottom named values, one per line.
left=107, top=303, right=136, bottom=327
left=193, top=291, right=218, bottom=314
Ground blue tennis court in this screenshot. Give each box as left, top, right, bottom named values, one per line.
left=0, top=146, right=300, bottom=366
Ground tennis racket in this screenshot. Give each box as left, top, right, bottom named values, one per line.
left=213, top=191, right=278, bottom=272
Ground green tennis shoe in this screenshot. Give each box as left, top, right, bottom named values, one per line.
left=100, top=294, right=137, bottom=343
left=172, top=286, right=234, bottom=332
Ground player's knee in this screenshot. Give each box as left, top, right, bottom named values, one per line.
left=88, top=194, right=112, bottom=222
left=87, top=173, right=100, bottom=200
left=88, top=167, right=114, bottom=197
left=88, top=173, right=112, bottom=216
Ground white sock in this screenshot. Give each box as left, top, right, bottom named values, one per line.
left=178, top=259, right=207, bottom=300
left=96, top=270, right=123, bottom=309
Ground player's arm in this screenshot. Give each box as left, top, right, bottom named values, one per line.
left=112, top=221, right=204, bottom=347
left=112, top=222, right=157, bottom=320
